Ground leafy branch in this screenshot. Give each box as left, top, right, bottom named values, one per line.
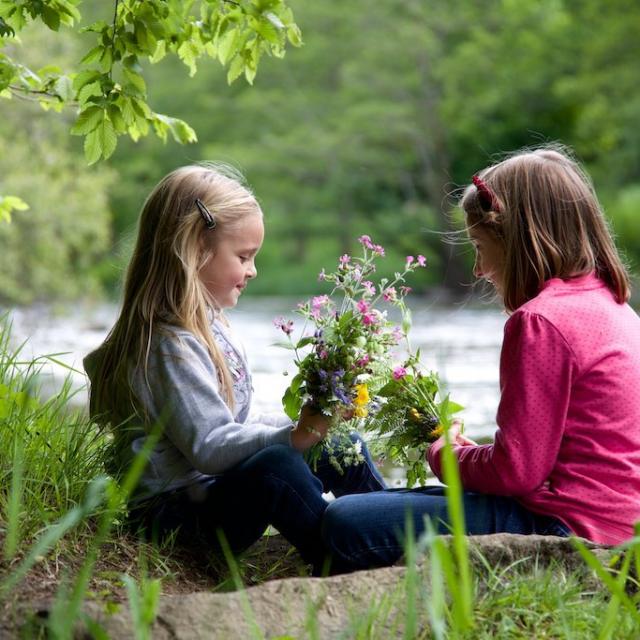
left=0, top=0, right=302, bottom=166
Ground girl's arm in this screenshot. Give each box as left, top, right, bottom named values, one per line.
left=428, top=310, right=575, bottom=495
left=140, top=332, right=296, bottom=475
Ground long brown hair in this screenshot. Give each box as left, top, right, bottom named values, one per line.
left=88, top=163, right=262, bottom=427
left=460, top=145, right=629, bottom=312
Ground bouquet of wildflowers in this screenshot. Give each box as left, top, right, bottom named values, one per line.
left=365, top=353, right=463, bottom=486
left=273, top=235, right=425, bottom=470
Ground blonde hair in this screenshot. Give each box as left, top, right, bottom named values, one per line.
left=460, top=145, right=630, bottom=312
left=89, top=163, right=262, bottom=426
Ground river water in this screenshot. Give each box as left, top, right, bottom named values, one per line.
left=7, top=297, right=506, bottom=443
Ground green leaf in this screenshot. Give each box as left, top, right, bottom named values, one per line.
left=218, top=27, right=239, bottom=66
left=149, top=40, right=166, bottom=64
left=72, top=70, right=102, bottom=92
left=177, top=40, right=200, bottom=77
left=53, top=75, right=73, bottom=102
left=282, top=385, right=302, bottom=421
left=71, top=106, right=104, bottom=135
left=77, top=80, right=103, bottom=104
left=0, top=195, right=28, bottom=223
left=83, top=116, right=117, bottom=164
left=226, top=54, right=244, bottom=84
left=122, top=67, right=146, bottom=94
left=80, top=45, right=104, bottom=65
left=84, top=127, right=102, bottom=165
left=41, top=6, right=61, bottom=31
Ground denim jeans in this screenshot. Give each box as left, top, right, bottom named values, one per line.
left=321, top=485, right=572, bottom=572
left=131, top=434, right=386, bottom=571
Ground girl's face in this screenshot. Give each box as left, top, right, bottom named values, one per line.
left=199, top=213, right=264, bottom=309
left=469, top=226, right=505, bottom=294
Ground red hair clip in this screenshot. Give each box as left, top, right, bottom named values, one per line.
left=472, top=175, right=500, bottom=213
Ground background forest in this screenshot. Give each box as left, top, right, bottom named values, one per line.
left=1, top=0, right=640, bottom=304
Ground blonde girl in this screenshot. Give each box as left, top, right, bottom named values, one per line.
left=321, top=145, right=640, bottom=571
left=84, top=164, right=384, bottom=571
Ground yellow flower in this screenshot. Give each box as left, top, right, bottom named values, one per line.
left=354, top=406, right=369, bottom=418
left=431, top=424, right=444, bottom=438
left=354, top=383, right=370, bottom=407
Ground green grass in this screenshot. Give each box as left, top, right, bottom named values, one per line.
left=2, top=316, right=640, bottom=639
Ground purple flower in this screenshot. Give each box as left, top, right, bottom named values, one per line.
left=356, top=355, right=370, bottom=367
left=373, top=244, right=385, bottom=256
left=362, top=312, right=377, bottom=326
left=400, top=286, right=412, bottom=296
left=393, top=366, right=407, bottom=380
left=339, top=254, right=351, bottom=266
left=318, top=269, right=327, bottom=281
left=417, top=255, right=427, bottom=267
left=406, top=255, right=415, bottom=265
left=332, top=384, right=351, bottom=405
left=273, top=316, right=294, bottom=335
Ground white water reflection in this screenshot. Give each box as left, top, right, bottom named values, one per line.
left=6, top=297, right=507, bottom=440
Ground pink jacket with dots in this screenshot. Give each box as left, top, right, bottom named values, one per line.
left=428, top=273, right=640, bottom=544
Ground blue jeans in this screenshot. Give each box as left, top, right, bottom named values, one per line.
left=322, top=486, right=572, bottom=572
left=132, top=435, right=385, bottom=571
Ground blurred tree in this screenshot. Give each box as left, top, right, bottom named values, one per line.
left=0, top=25, right=113, bottom=304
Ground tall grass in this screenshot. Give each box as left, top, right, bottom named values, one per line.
left=0, top=320, right=113, bottom=547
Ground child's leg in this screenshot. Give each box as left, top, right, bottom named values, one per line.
left=138, top=444, right=330, bottom=568
left=321, top=486, right=570, bottom=572
left=312, top=432, right=387, bottom=496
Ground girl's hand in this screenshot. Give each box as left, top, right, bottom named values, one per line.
left=433, top=420, right=477, bottom=448
left=291, top=404, right=331, bottom=452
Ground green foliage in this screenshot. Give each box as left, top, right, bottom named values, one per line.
left=0, top=195, right=27, bottom=223
left=0, top=321, right=112, bottom=544
left=0, top=0, right=301, bottom=164
left=368, top=359, right=464, bottom=487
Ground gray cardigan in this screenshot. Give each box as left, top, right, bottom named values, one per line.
left=85, top=319, right=294, bottom=499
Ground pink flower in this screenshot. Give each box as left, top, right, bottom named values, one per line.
left=318, top=269, right=327, bottom=281
left=356, top=299, right=370, bottom=314
left=400, top=286, right=412, bottom=296
left=362, top=312, right=378, bottom=326
left=363, top=280, right=376, bottom=295
left=358, top=235, right=375, bottom=249
left=406, top=255, right=415, bottom=265
left=382, top=287, right=397, bottom=302
left=393, top=366, right=407, bottom=380
left=339, top=254, right=351, bottom=266
left=319, top=349, right=328, bottom=359
left=373, top=244, right=385, bottom=256
left=356, top=355, right=370, bottom=367
left=392, top=326, right=404, bottom=343
left=417, top=255, right=427, bottom=267
left=312, top=295, right=330, bottom=311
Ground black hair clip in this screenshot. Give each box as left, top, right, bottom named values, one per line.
left=195, top=198, right=216, bottom=229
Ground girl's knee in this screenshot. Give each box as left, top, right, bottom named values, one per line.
left=244, top=444, right=307, bottom=477
left=322, top=497, right=361, bottom=542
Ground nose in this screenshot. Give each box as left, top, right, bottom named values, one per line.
left=473, top=256, right=482, bottom=279
left=247, top=260, right=257, bottom=279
